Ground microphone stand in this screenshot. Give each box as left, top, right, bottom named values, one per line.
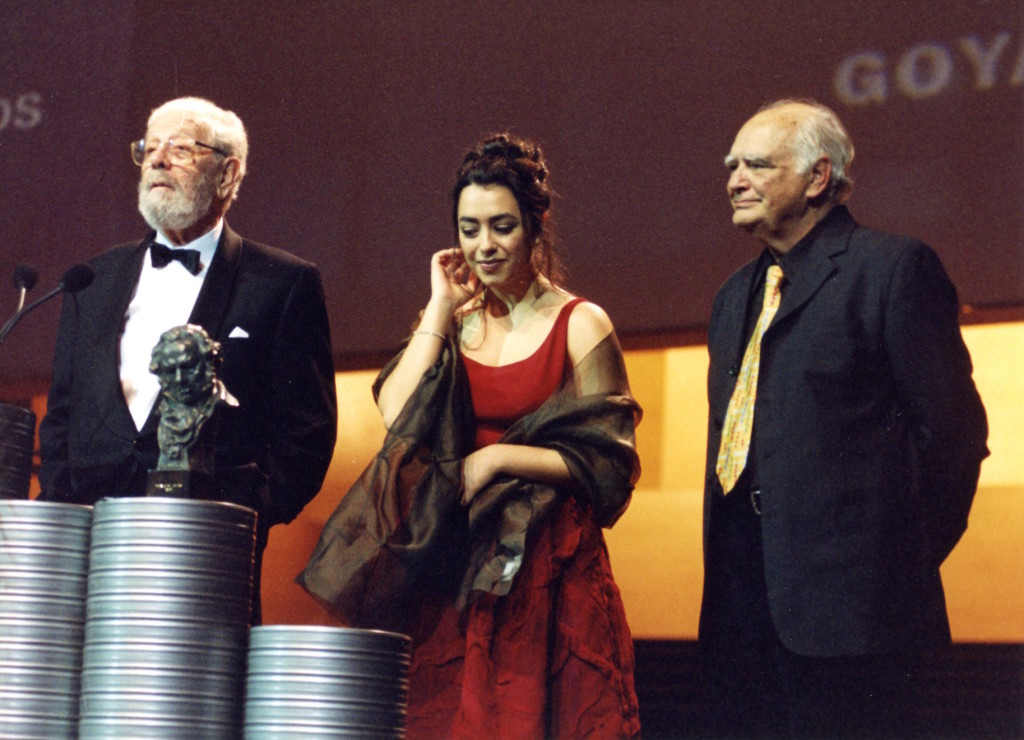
left=0, top=266, right=94, bottom=345
left=0, top=285, right=64, bottom=345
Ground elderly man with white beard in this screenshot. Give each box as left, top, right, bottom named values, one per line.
left=38, top=97, right=338, bottom=623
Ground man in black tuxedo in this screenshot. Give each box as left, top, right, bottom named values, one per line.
left=38, top=97, right=338, bottom=622
left=699, top=99, right=988, bottom=736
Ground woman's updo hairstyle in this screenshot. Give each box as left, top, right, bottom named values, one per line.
left=452, top=133, right=564, bottom=286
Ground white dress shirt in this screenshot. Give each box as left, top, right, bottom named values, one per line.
left=120, top=221, right=222, bottom=430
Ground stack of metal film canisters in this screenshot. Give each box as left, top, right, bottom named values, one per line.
left=0, top=402, right=37, bottom=500
left=0, top=500, right=93, bottom=739
left=78, top=497, right=256, bottom=739
left=244, top=625, right=412, bottom=739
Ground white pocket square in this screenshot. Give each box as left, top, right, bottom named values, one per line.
left=228, top=326, right=249, bottom=339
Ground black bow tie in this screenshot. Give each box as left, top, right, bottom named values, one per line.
left=150, top=243, right=202, bottom=275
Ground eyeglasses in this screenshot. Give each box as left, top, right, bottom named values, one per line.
left=130, top=137, right=230, bottom=167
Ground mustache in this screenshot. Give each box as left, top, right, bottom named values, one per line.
left=141, top=172, right=177, bottom=190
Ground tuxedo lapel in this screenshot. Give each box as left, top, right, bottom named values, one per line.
left=115, top=235, right=154, bottom=317
left=95, top=237, right=153, bottom=439
left=188, top=223, right=243, bottom=341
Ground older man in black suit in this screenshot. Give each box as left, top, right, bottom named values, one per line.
left=699, top=99, right=988, bottom=737
left=38, top=97, right=338, bottom=623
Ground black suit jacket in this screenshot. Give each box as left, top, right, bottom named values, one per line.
left=702, top=206, right=988, bottom=656
left=38, top=224, right=338, bottom=530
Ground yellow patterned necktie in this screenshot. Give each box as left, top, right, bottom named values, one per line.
left=716, top=265, right=784, bottom=494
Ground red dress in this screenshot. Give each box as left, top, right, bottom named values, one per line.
left=406, top=298, right=641, bottom=739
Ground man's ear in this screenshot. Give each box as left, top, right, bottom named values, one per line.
left=217, top=158, right=242, bottom=200
left=805, top=156, right=832, bottom=200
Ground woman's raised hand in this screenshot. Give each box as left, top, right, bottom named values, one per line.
left=431, top=248, right=478, bottom=313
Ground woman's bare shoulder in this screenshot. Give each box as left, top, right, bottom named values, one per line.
left=567, top=299, right=615, bottom=364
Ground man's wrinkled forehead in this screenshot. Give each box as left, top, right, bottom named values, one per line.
left=146, top=109, right=205, bottom=139
left=727, top=112, right=798, bottom=164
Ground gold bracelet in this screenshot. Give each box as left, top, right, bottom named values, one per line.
left=413, top=329, right=445, bottom=341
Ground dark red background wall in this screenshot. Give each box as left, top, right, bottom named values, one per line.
left=2, top=0, right=1021, bottom=381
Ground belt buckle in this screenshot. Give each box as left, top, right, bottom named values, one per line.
left=749, top=488, right=762, bottom=516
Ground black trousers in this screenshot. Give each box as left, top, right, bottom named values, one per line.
left=698, top=486, right=918, bottom=738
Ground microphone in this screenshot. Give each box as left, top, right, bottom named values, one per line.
left=58, top=264, right=95, bottom=293
left=13, top=264, right=39, bottom=311
left=0, top=264, right=95, bottom=345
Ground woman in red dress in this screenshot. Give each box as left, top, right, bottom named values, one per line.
left=302, top=134, right=641, bottom=738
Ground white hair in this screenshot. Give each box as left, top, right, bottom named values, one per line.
left=761, top=99, right=854, bottom=202
left=148, top=97, right=248, bottom=200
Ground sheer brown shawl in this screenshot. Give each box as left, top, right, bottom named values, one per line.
left=296, top=332, right=640, bottom=631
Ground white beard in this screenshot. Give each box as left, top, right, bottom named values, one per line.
left=138, top=168, right=217, bottom=233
